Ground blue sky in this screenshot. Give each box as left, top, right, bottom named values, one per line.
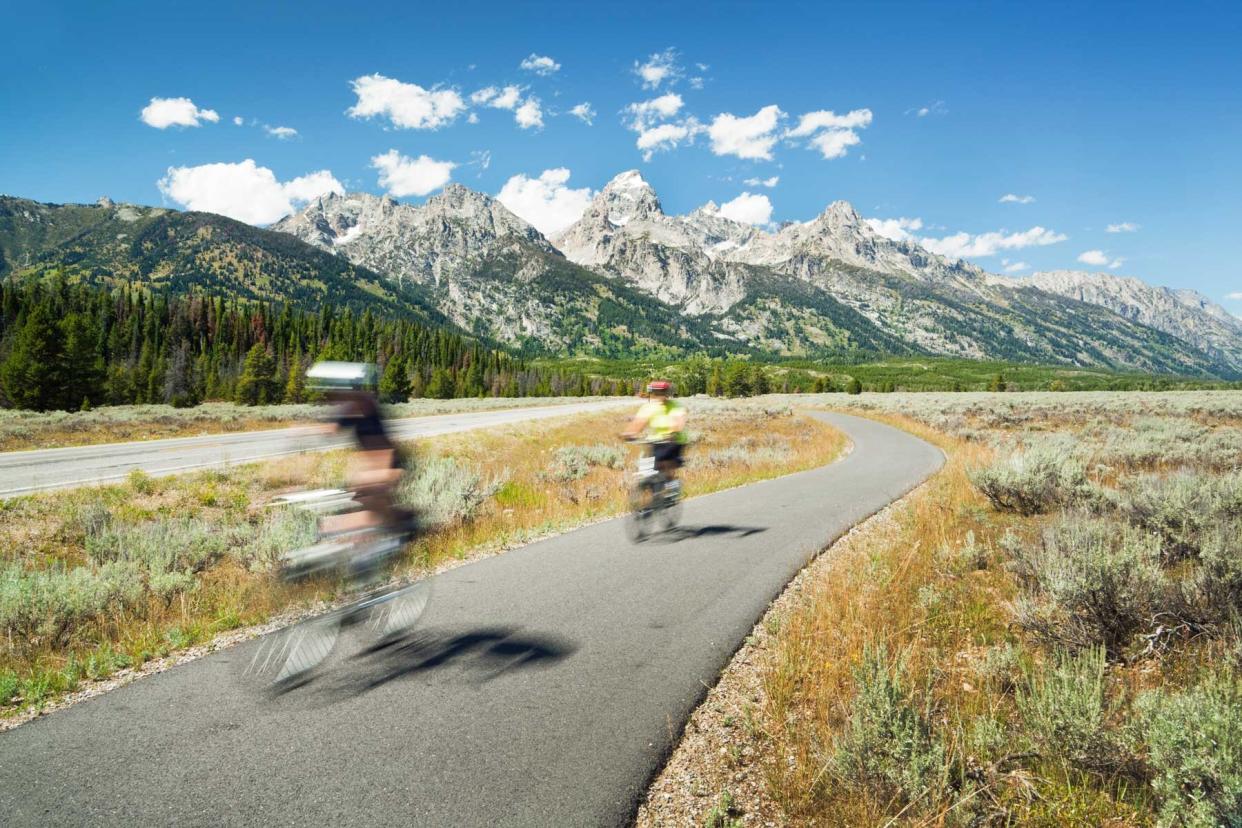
left=2, top=1, right=1239, bottom=311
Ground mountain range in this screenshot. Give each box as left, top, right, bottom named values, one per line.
left=3, top=174, right=1240, bottom=378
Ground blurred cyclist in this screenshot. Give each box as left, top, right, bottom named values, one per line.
left=306, top=361, right=415, bottom=538
left=622, top=380, right=688, bottom=498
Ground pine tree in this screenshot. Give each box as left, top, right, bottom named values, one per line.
left=1, top=301, right=64, bottom=410
left=235, top=343, right=276, bottom=405
left=378, top=355, right=411, bottom=402
left=60, top=311, right=105, bottom=410
left=707, top=364, right=723, bottom=397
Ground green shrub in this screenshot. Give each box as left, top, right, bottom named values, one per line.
left=398, top=455, right=504, bottom=527
left=1016, top=646, right=1130, bottom=773
left=0, top=561, right=145, bottom=644
left=826, top=644, right=949, bottom=809
left=1117, top=471, right=1242, bottom=562
left=1136, top=675, right=1242, bottom=828
left=1175, top=521, right=1242, bottom=631
left=0, top=669, right=18, bottom=705
left=546, top=443, right=624, bottom=481
left=1007, top=518, right=1166, bottom=656
left=970, top=445, right=1094, bottom=515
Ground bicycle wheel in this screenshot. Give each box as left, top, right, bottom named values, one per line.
left=659, top=485, right=682, bottom=533
left=627, top=481, right=656, bottom=542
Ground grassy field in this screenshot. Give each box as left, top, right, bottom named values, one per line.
left=739, top=391, right=1242, bottom=826
left=0, top=399, right=845, bottom=718
left=0, top=397, right=617, bottom=452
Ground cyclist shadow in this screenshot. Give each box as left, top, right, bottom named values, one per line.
left=653, top=524, right=769, bottom=544
left=346, top=625, right=578, bottom=693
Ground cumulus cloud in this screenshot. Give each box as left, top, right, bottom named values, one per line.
left=625, top=94, right=699, bottom=160
left=232, top=116, right=244, bottom=126
left=1227, top=292, right=1242, bottom=300
left=140, top=97, right=220, bottom=129
left=264, top=125, right=298, bottom=140
left=999, top=193, right=1035, bottom=204
left=921, top=226, right=1068, bottom=258
left=865, top=216, right=924, bottom=242
left=634, top=48, right=681, bottom=89
left=157, top=159, right=342, bottom=225
left=625, top=94, right=684, bottom=130
left=569, top=102, right=596, bottom=125
left=519, top=53, right=560, bottom=75
left=708, top=105, right=784, bottom=160
left=496, top=168, right=593, bottom=236
left=1001, top=258, right=1029, bottom=272
left=785, top=108, right=872, bottom=159
left=1106, top=222, right=1140, bottom=233
left=907, top=100, right=947, bottom=117
left=635, top=121, right=699, bottom=160
left=515, top=97, right=544, bottom=129
left=371, top=150, right=455, bottom=197
left=743, top=175, right=779, bottom=188
left=713, top=192, right=773, bottom=226
left=347, top=74, right=465, bottom=130
left=1077, top=249, right=1109, bottom=266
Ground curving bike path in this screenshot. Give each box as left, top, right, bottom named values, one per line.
left=0, top=412, right=943, bottom=826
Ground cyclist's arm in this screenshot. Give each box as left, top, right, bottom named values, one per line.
left=621, top=412, right=650, bottom=440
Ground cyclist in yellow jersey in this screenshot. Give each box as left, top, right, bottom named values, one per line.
left=622, top=380, right=688, bottom=495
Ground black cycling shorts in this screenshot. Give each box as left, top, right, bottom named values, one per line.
left=652, top=441, right=684, bottom=467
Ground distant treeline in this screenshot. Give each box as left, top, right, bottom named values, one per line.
left=0, top=279, right=627, bottom=411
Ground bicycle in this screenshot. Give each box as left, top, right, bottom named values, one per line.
left=246, top=489, right=431, bottom=685
left=625, top=440, right=683, bottom=542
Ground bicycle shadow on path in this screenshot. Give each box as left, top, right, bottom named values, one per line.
left=643, top=524, right=769, bottom=544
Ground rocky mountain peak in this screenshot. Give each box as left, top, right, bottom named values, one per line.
left=594, top=169, right=663, bottom=226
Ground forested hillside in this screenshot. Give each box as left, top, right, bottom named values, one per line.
left=0, top=279, right=617, bottom=411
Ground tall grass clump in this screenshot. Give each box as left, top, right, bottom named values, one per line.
left=824, top=644, right=949, bottom=809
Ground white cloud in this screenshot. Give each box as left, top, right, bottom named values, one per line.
left=519, top=53, right=560, bottom=75
left=787, top=109, right=873, bottom=135
left=786, top=108, right=872, bottom=160
left=634, top=48, right=681, bottom=89
left=708, top=105, right=784, bottom=160
left=496, top=168, right=593, bottom=236
left=921, top=226, right=1068, bottom=258
left=865, top=216, right=924, bottom=242
left=1109, top=258, right=1125, bottom=269
left=467, top=112, right=480, bottom=124
left=140, top=97, right=220, bottom=129
left=999, top=193, right=1035, bottom=204
left=469, top=150, right=491, bottom=172
left=624, top=94, right=699, bottom=160
left=1001, top=258, right=1029, bottom=272
left=907, top=100, right=947, bottom=117
left=569, top=102, right=596, bottom=125
left=232, top=116, right=244, bottom=126
left=1226, top=292, right=1242, bottom=300
left=625, top=93, right=684, bottom=130
left=347, top=73, right=465, bottom=130
left=743, top=175, right=779, bottom=188
left=492, top=86, right=524, bottom=110
left=515, top=97, right=544, bottom=129
left=264, top=125, right=298, bottom=140
left=157, top=159, right=342, bottom=225
left=713, top=192, right=773, bottom=226
left=371, top=150, right=455, bottom=197
left=1077, top=249, right=1110, bottom=266
left=1106, top=222, right=1140, bottom=233
left=635, top=121, right=699, bottom=160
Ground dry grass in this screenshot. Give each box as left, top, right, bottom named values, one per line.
left=737, top=394, right=1242, bottom=826
left=0, top=397, right=608, bottom=452
left=0, top=400, right=845, bottom=718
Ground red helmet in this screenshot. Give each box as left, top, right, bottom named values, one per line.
left=646, top=380, right=672, bottom=394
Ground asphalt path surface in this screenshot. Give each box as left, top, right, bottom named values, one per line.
left=0, top=400, right=624, bottom=496
left=0, top=412, right=943, bottom=826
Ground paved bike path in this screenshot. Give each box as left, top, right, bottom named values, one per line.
left=0, top=412, right=943, bottom=826
left=0, top=400, right=623, bottom=496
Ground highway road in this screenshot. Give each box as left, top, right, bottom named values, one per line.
left=0, top=412, right=943, bottom=826
left=0, top=400, right=624, bottom=496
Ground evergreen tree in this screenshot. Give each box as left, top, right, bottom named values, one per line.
left=988, top=373, right=1007, bottom=392
left=235, top=343, right=276, bottom=405
left=707, top=364, right=723, bottom=397
left=60, top=311, right=105, bottom=409
left=378, top=355, right=411, bottom=402
left=723, top=361, right=752, bottom=397
left=845, top=377, right=863, bottom=395
left=1, top=302, right=64, bottom=410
